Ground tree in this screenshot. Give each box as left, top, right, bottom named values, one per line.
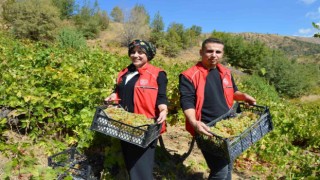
left=73, top=0, right=109, bottom=39
left=312, top=22, right=320, bottom=38
left=190, top=25, right=202, bottom=36
left=150, top=11, right=165, bottom=47
left=51, top=0, right=75, bottom=19
left=166, top=22, right=185, bottom=48
left=163, top=28, right=183, bottom=57
left=2, top=0, right=61, bottom=40
left=151, top=11, right=164, bottom=32
left=167, top=22, right=184, bottom=38
left=184, top=25, right=202, bottom=48
left=121, top=4, right=150, bottom=45
left=110, top=6, right=124, bottom=22
left=96, top=10, right=109, bottom=30
left=131, top=4, right=150, bottom=25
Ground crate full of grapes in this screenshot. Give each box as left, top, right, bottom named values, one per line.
left=196, top=102, right=273, bottom=162
left=90, top=105, right=162, bottom=148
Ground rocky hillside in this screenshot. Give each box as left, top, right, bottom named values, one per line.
left=91, top=23, right=320, bottom=64
left=236, top=33, right=320, bottom=62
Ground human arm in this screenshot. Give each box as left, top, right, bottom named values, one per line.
left=183, top=108, right=212, bottom=137
left=233, top=91, right=256, bottom=105
left=104, top=84, right=120, bottom=103
left=104, top=92, right=117, bottom=102
left=179, top=74, right=212, bottom=136
left=156, top=72, right=168, bottom=124
left=157, top=104, right=168, bottom=124
left=231, top=75, right=256, bottom=105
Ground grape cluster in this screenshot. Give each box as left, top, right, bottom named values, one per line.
left=210, top=111, right=258, bottom=139
left=104, top=106, right=153, bottom=127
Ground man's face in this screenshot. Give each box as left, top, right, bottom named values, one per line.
left=200, top=42, right=224, bottom=69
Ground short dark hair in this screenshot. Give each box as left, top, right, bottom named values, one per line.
left=201, top=38, right=224, bottom=50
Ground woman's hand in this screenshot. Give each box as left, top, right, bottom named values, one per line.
left=104, top=93, right=118, bottom=103
left=157, top=104, right=168, bottom=124
left=157, top=109, right=167, bottom=124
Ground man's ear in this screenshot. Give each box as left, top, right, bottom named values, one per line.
left=199, top=49, right=203, bottom=56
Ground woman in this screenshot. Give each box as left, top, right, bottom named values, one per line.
left=105, top=39, right=168, bottom=180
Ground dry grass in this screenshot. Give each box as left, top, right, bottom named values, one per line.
left=87, top=22, right=128, bottom=56
left=86, top=22, right=202, bottom=61
left=300, top=95, right=320, bottom=102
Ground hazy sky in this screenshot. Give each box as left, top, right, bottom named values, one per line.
left=93, top=0, right=320, bottom=37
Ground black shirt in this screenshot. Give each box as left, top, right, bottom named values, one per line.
left=116, top=64, right=168, bottom=113
left=179, top=68, right=238, bottom=123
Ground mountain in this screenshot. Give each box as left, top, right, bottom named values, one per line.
left=89, top=24, right=320, bottom=64
left=236, top=33, right=320, bottom=63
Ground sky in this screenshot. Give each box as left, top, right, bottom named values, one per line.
left=93, top=0, right=320, bottom=37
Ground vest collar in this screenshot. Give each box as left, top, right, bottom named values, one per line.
left=196, top=62, right=228, bottom=76
left=196, top=62, right=209, bottom=74
left=136, top=62, right=150, bottom=75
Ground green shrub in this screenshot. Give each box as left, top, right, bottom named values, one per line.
left=163, top=42, right=182, bottom=58
left=2, top=0, right=61, bottom=41
left=57, top=27, right=87, bottom=50
left=259, top=55, right=316, bottom=98
left=236, top=74, right=280, bottom=103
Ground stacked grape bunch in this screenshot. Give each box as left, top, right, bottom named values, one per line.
left=104, top=106, right=153, bottom=127
left=210, top=111, right=258, bottom=139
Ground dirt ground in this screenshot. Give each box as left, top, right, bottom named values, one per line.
left=0, top=126, right=249, bottom=180
left=156, top=124, right=247, bottom=180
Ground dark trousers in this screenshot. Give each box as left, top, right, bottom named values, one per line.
left=120, top=139, right=157, bottom=180
left=198, top=143, right=232, bottom=180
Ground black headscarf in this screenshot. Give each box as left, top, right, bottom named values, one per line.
left=128, top=39, right=156, bottom=61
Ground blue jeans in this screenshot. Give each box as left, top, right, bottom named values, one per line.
left=197, top=142, right=232, bottom=180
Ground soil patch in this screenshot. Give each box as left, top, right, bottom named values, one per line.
left=155, top=124, right=247, bottom=179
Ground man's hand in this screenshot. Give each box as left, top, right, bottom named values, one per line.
left=234, top=91, right=256, bottom=105
left=183, top=108, right=213, bottom=137
left=193, top=121, right=213, bottom=137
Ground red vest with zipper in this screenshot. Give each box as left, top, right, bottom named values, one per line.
left=181, top=62, right=234, bottom=136
left=116, top=63, right=166, bottom=133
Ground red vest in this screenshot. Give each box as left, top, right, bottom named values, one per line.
left=116, top=63, right=166, bottom=133
left=181, top=62, right=234, bottom=135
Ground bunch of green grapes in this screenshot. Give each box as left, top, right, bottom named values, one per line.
left=104, top=106, right=153, bottom=127
left=210, top=111, right=258, bottom=139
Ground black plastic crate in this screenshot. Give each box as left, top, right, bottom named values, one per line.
left=196, top=102, right=273, bottom=163
left=48, top=147, right=96, bottom=180
left=90, top=106, right=162, bottom=148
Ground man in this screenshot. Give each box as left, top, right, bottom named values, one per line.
left=179, top=38, right=256, bottom=179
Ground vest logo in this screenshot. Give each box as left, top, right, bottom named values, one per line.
left=223, top=78, right=229, bottom=86
left=140, top=79, right=149, bottom=85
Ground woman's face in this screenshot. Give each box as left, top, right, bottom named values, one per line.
left=129, top=46, right=148, bottom=68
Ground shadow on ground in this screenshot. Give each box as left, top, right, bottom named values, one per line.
left=154, top=145, right=206, bottom=180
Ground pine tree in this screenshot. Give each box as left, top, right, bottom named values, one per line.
left=110, top=6, right=124, bottom=23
